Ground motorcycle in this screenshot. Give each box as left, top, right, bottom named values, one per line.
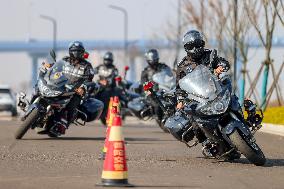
left=165, top=64, right=266, bottom=165
left=95, top=66, right=140, bottom=125
left=16, top=53, right=104, bottom=139
left=128, top=67, right=176, bottom=132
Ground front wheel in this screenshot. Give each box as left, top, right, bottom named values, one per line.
left=15, top=108, right=39, bottom=139
left=156, top=120, right=169, bottom=133
left=229, top=130, right=266, bottom=166
left=100, top=117, right=107, bottom=126
left=11, top=108, right=18, bottom=117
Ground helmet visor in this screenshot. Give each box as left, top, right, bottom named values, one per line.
left=184, top=40, right=205, bottom=51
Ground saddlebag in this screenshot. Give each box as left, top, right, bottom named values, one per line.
left=165, top=112, right=194, bottom=142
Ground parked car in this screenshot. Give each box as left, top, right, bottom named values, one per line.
left=0, top=85, right=17, bottom=116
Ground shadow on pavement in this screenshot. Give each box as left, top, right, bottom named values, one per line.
left=212, top=157, right=284, bottom=167
left=230, top=158, right=284, bottom=167
left=125, top=137, right=173, bottom=142
left=131, top=185, right=200, bottom=188
left=264, top=158, right=284, bottom=167
left=21, top=137, right=105, bottom=141
left=19, top=137, right=172, bottom=142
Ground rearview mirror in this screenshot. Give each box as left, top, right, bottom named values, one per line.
left=49, top=49, right=56, bottom=62
left=19, top=92, right=26, bottom=98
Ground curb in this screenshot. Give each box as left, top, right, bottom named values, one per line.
left=260, top=123, right=284, bottom=136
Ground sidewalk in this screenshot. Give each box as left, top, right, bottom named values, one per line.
left=260, top=123, right=284, bottom=136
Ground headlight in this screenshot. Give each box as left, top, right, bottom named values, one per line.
left=200, top=89, right=231, bottom=115
left=38, top=79, right=62, bottom=97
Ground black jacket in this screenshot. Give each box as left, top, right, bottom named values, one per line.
left=176, top=49, right=230, bottom=102
left=94, top=64, right=118, bottom=88
left=140, top=63, right=169, bottom=84
left=61, top=56, right=94, bottom=89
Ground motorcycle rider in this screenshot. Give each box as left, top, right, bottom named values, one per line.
left=141, top=49, right=170, bottom=85
left=176, top=30, right=230, bottom=110
left=35, top=41, right=95, bottom=135
left=141, top=49, right=172, bottom=124
left=93, top=52, right=120, bottom=124
left=94, top=51, right=118, bottom=88
left=174, top=30, right=242, bottom=159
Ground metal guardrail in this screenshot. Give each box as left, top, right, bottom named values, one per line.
left=0, top=37, right=284, bottom=53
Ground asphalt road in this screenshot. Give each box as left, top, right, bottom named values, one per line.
left=0, top=116, right=283, bottom=189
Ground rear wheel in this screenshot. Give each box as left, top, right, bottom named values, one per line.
left=15, top=109, right=39, bottom=139
left=229, top=130, right=266, bottom=166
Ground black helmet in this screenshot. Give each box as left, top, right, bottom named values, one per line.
left=103, top=51, right=114, bottom=66
left=182, top=30, right=205, bottom=59
left=145, top=49, right=159, bottom=66
left=68, top=41, right=85, bottom=59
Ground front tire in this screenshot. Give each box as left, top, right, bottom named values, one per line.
left=156, top=120, right=169, bottom=133
left=11, top=108, right=18, bottom=117
left=100, top=117, right=107, bottom=126
left=229, top=130, right=266, bottom=166
left=15, top=109, right=39, bottom=139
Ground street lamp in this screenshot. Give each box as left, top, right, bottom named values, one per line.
left=233, top=0, right=238, bottom=92
left=174, top=0, right=181, bottom=69
left=108, top=5, right=128, bottom=64
left=40, top=14, right=57, bottom=52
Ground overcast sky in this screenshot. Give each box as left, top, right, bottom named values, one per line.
left=0, top=0, right=178, bottom=41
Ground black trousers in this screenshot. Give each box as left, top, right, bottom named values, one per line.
left=65, top=94, right=82, bottom=124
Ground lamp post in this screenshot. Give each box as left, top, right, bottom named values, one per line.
left=108, top=5, right=128, bottom=64
left=174, top=0, right=181, bottom=69
left=233, top=0, right=238, bottom=92
left=40, top=14, right=57, bottom=52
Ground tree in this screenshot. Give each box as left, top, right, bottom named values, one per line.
left=244, top=0, right=279, bottom=109
left=224, top=1, right=253, bottom=105
left=273, top=0, right=284, bottom=26
left=182, top=0, right=231, bottom=59
left=182, top=0, right=253, bottom=101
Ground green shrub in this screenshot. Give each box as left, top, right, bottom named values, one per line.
left=263, top=106, right=284, bottom=125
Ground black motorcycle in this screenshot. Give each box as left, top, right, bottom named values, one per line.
left=165, top=65, right=266, bottom=166
left=128, top=67, right=176, bottom=132
left=95, top=65, right=140, bottom=125
left=16, top=60, right=104, bottom=139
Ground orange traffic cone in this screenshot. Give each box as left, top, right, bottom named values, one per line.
left=97, top=115, right=133, bottom=187
left=106, top=97, right=114, bottom=126
left=112, top=96, right=121, bottom=114
left=99, top=107, right=117, bottom=160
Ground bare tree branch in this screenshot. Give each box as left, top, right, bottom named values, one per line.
left=272, top=0, right=284, bottom=26
left=244, top=0, right=266, bottom=47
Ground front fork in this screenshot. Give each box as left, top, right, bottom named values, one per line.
left=195, top=113, right=249, bottom=159
left=21, top=97, right=51, bottom=129
left=221, top=111, right=256, bottom=149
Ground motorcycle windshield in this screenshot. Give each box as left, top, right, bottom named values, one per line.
left=44, top=61, right=69, bottom=89
left=152, top=67, right=176, bottom=91
left=178, top=65, right=222, bottom=103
